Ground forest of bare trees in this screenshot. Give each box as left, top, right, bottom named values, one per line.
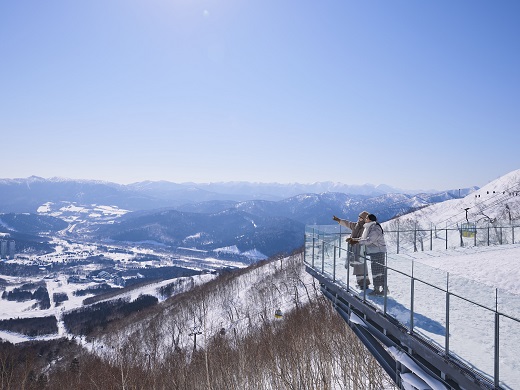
left=0, top=252, right=395, bottom=389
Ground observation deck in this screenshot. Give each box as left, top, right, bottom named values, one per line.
left=304, top=225, right=520, bottom=390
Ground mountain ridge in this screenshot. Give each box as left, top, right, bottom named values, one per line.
left=0, top=175, right=480, bottom=260
left=0, top=176, right=476, bottom=213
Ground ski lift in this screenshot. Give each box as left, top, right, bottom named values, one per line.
left=461, top=222, right=476, bottom=238
left=461, top=208, right=476, bottom=237
left=274, top=308, right=283, bottom=319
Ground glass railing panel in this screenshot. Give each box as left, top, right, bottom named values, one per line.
left=335, top=262, right=350, bottom=290
left=304, top=239, right=315, bottom=266
left=304, top=227, right=319, bottom=266
left=496, top=289, right=520, bottom=321
left=328, top=242, right=342, bottom=281
left=330, top=244, right=342, bottom=283
left=499, top=315, right=520, bottom=389
left=335, top=246, right=352, bottom=289
left=383, top=267, right=412, bottom=328
left=448, top=295, right=495, bottom=381
left=448, top=274, right=497, bottom=312
left=386, top=254, right=413, bottom=276
left=411, top=261, right=448, bottom=291
left=412, top=280, right=447, bottom=350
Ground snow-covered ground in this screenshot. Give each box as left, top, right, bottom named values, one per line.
left=0, top=272, right=217, bottom=343
left=392, top=245, right=519, bottom=388
left=0, top=235, right=246, bottom=346
left=312, top=241, right=520, bottom=389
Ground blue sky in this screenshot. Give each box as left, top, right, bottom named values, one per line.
left=1, top=1, right=519, bottom=191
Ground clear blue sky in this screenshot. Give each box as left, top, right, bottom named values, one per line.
left=1, top=1, right=519, bottom=191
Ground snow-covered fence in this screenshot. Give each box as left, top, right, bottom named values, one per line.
left=305, top=225, right=520, bottom=389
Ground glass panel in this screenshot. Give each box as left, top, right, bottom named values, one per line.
left=386, top=254, right=413, bottom=276
left=321, top=240, right=336, bottom=279
left=448, top=295, right=495, bottom=381
left=383, top=268, right=412, bottom=327
left=448, top=274, right=496, bottom=311
left=412, top=261, right=448, bottom=291
left=499, top=315, right=520, bottom=388
left=335, top=246, right=351, bottom=290
left=497, top=288, right=520, bottom=320
left=413, top=280, right=446, bottom=349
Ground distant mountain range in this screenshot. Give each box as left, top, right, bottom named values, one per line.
left=0, top=176, right=450, bottom=213
left=0, top=176, right=478, bottom=259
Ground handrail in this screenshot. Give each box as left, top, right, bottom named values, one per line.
left=307, top=223, right=520, bottom=253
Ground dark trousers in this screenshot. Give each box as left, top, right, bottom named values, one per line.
left=369, top=252, right=386, bottom=288
left=347, top=244, right=370, bottom=285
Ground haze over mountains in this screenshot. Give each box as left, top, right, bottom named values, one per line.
left=0, top=176, right=453, bottom=213
left=0, top=176, right=477, bottom=260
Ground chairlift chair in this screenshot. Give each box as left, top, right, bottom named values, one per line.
left=461, top=222, right=476, bottom=237
left=461, top=208, right=476, bottom=237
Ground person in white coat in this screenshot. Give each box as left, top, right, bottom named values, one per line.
left=350, top=213, right=387, bottom=296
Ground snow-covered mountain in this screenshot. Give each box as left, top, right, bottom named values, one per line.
left=0, top=176, right=472, bottom=213
left=127, top=180, right=436, bottom=199
left=383, top=168, right=520, bottom=231
left=0, top=176, right=477, bottom=261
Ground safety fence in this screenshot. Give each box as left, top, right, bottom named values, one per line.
left=381, top=221, right=520, bottom=253
left=304, top=225, right=520, bottom=389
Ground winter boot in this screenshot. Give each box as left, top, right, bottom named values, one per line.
left=369, top=286, right=382, bottom=296
left=371, top=286, right=389, bottom=296
left=358, top=279, right=371, bottom=290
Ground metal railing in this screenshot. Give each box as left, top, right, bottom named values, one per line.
left=304, top=225, right=520, bottom=389
left=382, top=221, right=519, bottom=253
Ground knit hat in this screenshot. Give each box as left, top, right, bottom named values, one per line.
left=358, top=211, right=369, bottom=219
left=367, top=214, right=377, bottom=222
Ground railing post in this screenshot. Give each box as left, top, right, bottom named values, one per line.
left=383, top=253, right=388, bottom=314
left=430, top=228, right=433, bottom=251
left=410, top=261, right=415, bottom=332
left=362, top=251, right=366, bottom=299
left=413, top=223, right=417, bottom=252
left=446, top=228, right=448, bottom=250
left=333, top=245, right=336, bottom=282
left=311, top=231, right=315, bottom=268
left=494, top=289, right=500, bottom=388
left=445, top=274, right=450, bottom=355
left=346, top=246, right=350, bottom=291
left=321, top=241, right=325, bottom=274
left=397, top=223, right=400, bottom=254
left=304, top=230, right=307, bottom=264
